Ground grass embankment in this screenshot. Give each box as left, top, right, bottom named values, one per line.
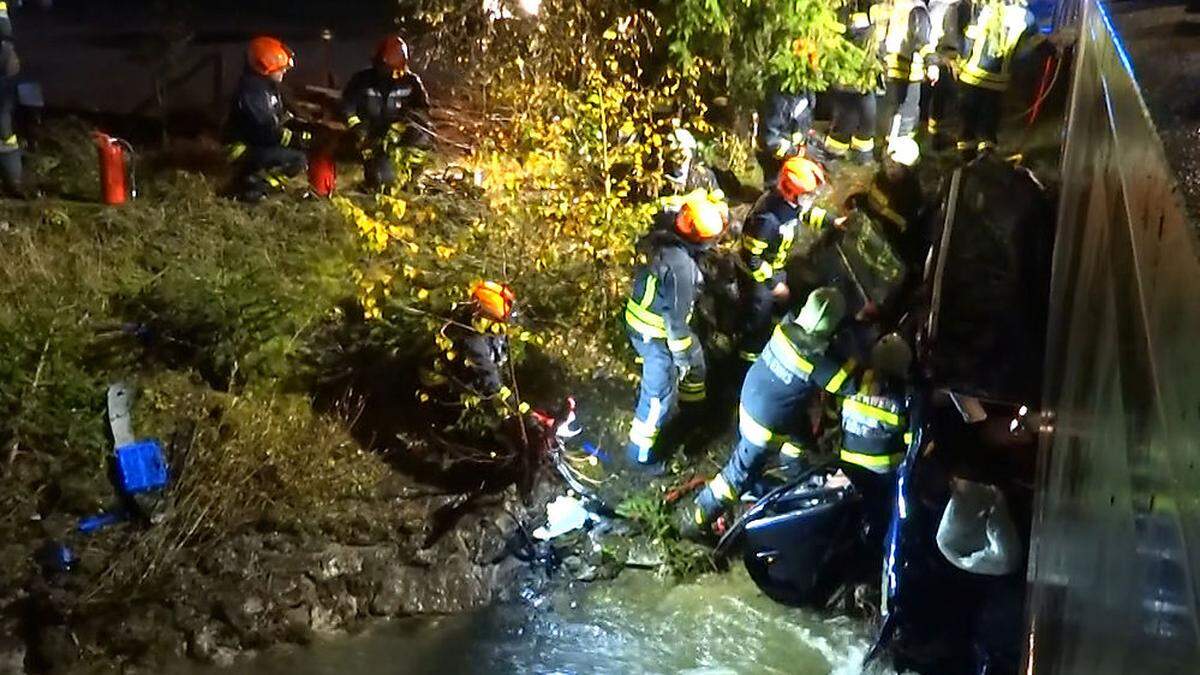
left=0, top=121, right=388, bottom=602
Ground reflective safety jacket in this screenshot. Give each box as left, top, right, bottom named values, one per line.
left=758, top=90, right=816, bottom=160
left=840, top=369, right=910, bottom=473
left=873, top=0, right=934, bottom=82
left=225, top=71, right=304, bottom=156
left=831, top=1, right=881, bottom=92
left=958, top=1, right=1036, bottom=91
left=625, top=225, right=704, bottom=355
left=863, top=168, right=927, bottom=270
left=740, top=191, right=834, bottom=285
left=759, top=319, right=857, bottom=395
left=420, top=315, right=528, bottom=413
left=341, top=68, right=430, bottom=139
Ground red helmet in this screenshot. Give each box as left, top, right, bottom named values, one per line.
left=247, top=36, right=294, bottom=76
left=777, top=156, right=826, bottom=203
left=674, top=196, right=726, bottom=244
left=470, top=281, right=516, bottom=323
left=374, top=35, right=410, bottom=73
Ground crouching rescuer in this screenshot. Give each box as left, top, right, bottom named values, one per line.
left=342, top=34, right=432, bottom=191
left=419, top=281, right=529, bottom=417
left=225, top=37, right=311, bottom=203
left=624, top=196, right=727, bottom=472
left=680, top=287, right=856, bottom=538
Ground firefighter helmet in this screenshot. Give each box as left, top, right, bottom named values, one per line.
left=674, top=195, right=726, bottom=243
left=247, top=36, right=294, bottom=76
left=795, top=287, right=846, bottom=337
left=777, top=156, right=826, bottom=203
left=886, top=137, right=920, bottom=167
left=871, top=333, right=913, bottom=379
left=470, top=281, right=516, bottom=323
left=374, top=35, right=410, bottom=73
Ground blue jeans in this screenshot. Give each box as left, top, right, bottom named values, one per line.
left=625, top=330, right=676, bottom=465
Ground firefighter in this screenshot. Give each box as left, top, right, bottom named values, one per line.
left=663, top=128, right=721, bottom=199
left=837, top=332, right=913, bottom=547
left=342, top=35, right=432, bottom=191
left=953, top=0, right=1037, bottom=156
left=225, top=37, right=310, bottom=203
left=737, top=156, right=843, bottom=364
left=420, top=281, right=529, bottom=416
left=0, top=0, right=23, bottom=197
left=823, top=0, right=880, bottom=165
left=925, top=0, right=967, bottom=149
left=680, top=287, right=857, bottom=536
left=852, top=136, right=928, bottom=272
left=756, top=86, right=817, bottom=189
left=624, top=196, right=727, bottom=471
left=874, top=0, right=935, bottom=147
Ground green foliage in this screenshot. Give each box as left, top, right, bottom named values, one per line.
left=617, top=491, right=715, bottom=579
left=663, top=0, right=883, bottom=102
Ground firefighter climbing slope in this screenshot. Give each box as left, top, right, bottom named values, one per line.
left=680, top=287, right=858, bottom=538
left=225, top=37, right=312, bottom=203
left=737, top=156, right=844, bottom=364
left=342, top=34, right=432, bottom=191
left=624, top=196, right=727, bottom=472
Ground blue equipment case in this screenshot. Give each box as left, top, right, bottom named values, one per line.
left=114, top=440, right=168, bottom=494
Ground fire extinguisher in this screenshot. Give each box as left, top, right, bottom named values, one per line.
left=308, top=150, right=336, bottom=197
left=92, top=132, right=137, bottom=205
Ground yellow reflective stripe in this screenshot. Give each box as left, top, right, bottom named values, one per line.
left=0, top=134, right=16, bottom=147
left=743, top=236, right=769, bottom=256
left=751, top=261, right=774, bottom=283
left=679, top=380, right=705, bottom=393
left=346, top=115, right=362, bottom=128
left=825, top=359, right=856, bottom=393
left=708, top=474, right=737, bottom=503
left=227, top=143, right=247, bottom=160
left=625, top=299, right=665, bottom=328
left=773, top=225, right=795, bottom=269
left=903, top=431, right=914, bottom=445
left=679, top=388, right=706, bottom=403
left=851, top=136, right=874, bottom=152
left=264, top=175, right=283, bottom=188
left=639, top=275, right=658, bottom=307
left=738, top=405, right=777, bottom=447
left=769, top=326, right=815, bottom=374
left=845, top=398, right=904, bottom=427
left=805, top=207, right=828, bottom=231
left=625, top=308, right=667, bottom=339
left=667, top=335, right=693, bottom=353
left=869, top=186, right=907, bottom=230
left=280, top=128, right=294, bottom=146
left=738, top=350, right=760, bottom=363
left=840, top=448, right=904, bottom=471
left=780, top=442, right=804, bottom=458
left=927, top=118, right=940, bottom=133
left=824, top=135, right=851, bottom=152
left=497, top=386, right=513, bottom=401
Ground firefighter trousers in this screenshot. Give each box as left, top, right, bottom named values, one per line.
left=878, top=79, right=922, bottom=144
left=0, top=77, right=21, bottom=195
left=695, top=362, right=816, bottom=521
left=737, top=278, right=780, bottom=363
left=232, top=145, right=307, bottom=202
left=958, top=83, right=1004, bottom=153
left=824, top=89, right=877, bottom=162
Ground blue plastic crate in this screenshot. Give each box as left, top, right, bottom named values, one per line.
left=114, top=440, right=168, bottom=494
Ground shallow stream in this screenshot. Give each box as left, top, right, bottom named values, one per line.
left=172, top=567, right=877, bottom=675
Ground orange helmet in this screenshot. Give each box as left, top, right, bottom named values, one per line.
left=470, top=281, right=516, bottom=323
left=374, top=35, right=410, bottom=73
left=777, top=156, right=826, bottom=203
left=674, top=196, right=726, bottom=244
left=247, top=36, right=294, bottom=76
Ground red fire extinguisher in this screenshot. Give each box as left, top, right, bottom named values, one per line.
left=308, top=150, right=336, bottom=197
left=92, top=132, right=136, bottom=205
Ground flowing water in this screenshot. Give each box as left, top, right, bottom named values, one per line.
left=174, top=568, right=878, bottom=675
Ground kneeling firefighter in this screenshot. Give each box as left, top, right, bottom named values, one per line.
left=225, top=37, right=312, bottom=203
left=839, top=332, right=913, bottom=547
left=680, top=287, right=857, bottom=537
left=420, top=281, right=528, bottom=416
left=624, top=196, right=727, bottom=471
left=737, top=156, right=842, bottom=364
left=341, top=35, right=432, bottom=190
